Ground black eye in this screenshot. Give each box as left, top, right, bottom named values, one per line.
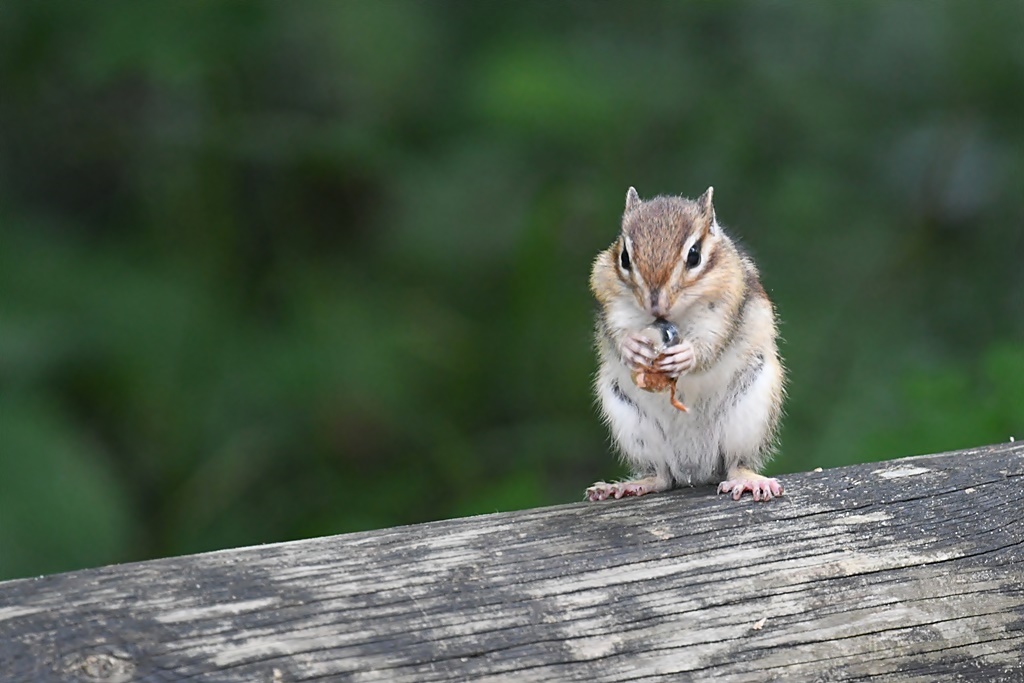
left=686, top=241, right=702, bottom=269
left=620, top=245, right=631, bottom=271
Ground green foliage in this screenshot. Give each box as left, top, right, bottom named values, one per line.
left=0, top=0, right=1021, bottom=579
left=0, top=395, right=134, bottom=578
left=866, top=343, right=1024, bottom=461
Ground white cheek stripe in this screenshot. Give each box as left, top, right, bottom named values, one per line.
left=620, top=234, right=648, bottom=291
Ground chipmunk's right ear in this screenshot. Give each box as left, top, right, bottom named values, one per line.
left=625, top=187, right=641, bottom=212
left=697, top=186, right=715, bottom=218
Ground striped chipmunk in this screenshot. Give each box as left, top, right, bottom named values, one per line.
left=587, top=186, right=786, bottom=502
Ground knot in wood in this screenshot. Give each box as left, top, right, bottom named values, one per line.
left=66, top=652, right=135, bottom=683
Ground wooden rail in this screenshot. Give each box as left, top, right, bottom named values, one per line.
left=2, top=442, right=1023, bottom=682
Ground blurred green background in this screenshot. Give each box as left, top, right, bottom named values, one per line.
left=1, top=0, right=1022, bottom=581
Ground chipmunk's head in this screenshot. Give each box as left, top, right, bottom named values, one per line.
left=604, top=186, right=730, bottom=322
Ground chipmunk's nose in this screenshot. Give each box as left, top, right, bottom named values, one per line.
left=649, top=288, right=667, bottom=317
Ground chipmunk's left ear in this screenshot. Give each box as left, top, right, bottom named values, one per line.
left=625, top=186, right=641, bottom=212
left=697, top=186, right=716, bottom=232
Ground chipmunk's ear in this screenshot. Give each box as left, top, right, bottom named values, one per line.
left=697, top=186, right=714, bottom=217
left=697, top=186, right=716, bottom=232
left=625, top=186, right=641, bottom=212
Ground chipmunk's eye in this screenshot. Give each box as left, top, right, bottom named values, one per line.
left=620, top=245, right=631, bottom=271
left=686, top=241, right=702, bottom=269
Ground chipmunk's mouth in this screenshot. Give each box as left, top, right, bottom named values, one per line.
left=650, top=318, right=680, bottom=347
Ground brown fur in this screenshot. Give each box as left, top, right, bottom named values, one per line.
left=594, top=189, right=744, bottom=332
left=621, top=197, right=712, bottom=292
left=591, top=189, right=767, bottom=378
left=588, top=186, right=786, bottom=503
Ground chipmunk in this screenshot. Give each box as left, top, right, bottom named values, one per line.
left=587, top=186, right=785, bottom=502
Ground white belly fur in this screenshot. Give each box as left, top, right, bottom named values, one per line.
left=595, top=337, right=779, bottom=486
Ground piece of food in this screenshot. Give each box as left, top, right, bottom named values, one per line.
left=630, top=320, right=688, bottom=412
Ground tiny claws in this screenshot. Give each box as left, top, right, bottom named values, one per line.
left=586, top=480, right=655, bottom=501
left=718, top=476, right=784, bottom=502
left=622, top=334, right=661, bottom=372
left=658, top=342, right=693, bottom=358
left=624, top=353, right=653, bottom=373
left=655, top=342, right=696, bottom=378
left=624, top=337, right=658, bottom=360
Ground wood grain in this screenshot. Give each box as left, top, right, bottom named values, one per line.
left=2, top=442, right=1023, bottom=682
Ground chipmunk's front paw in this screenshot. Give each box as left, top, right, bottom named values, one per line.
left=621, top=332, right=659, bottom=371
left=655, top=340, right=695, bottom=379
left=718, top=473, right=783, bottom=502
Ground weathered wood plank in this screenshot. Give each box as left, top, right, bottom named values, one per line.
left=2, top=442, right=1023, bottom=682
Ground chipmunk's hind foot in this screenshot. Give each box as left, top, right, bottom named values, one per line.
left=586, top=475, right=671, bottom=502
left=718, top=467, right=783, bottom=502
